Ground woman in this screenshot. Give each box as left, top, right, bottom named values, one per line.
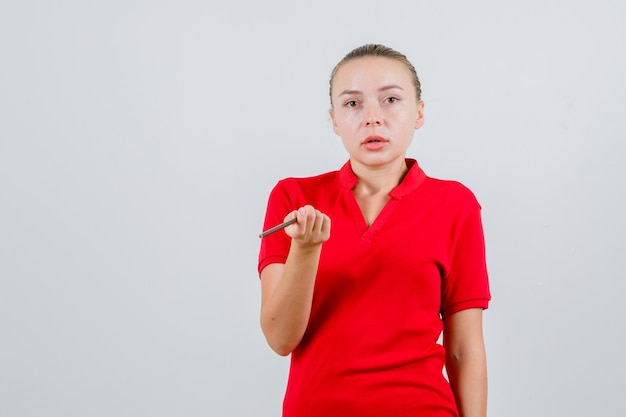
left=258, top=44, right=491, bottom=417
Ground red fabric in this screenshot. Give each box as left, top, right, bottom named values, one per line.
left=258, top=159, right=491, bottom=417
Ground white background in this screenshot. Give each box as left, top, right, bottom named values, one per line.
left=1, top=1, right=625, bottom=416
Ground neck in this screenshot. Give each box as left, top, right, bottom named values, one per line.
left=350, top=157, right=409, bottom=195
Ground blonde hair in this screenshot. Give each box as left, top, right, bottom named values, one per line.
left=329, top=44, right=422, bottom=106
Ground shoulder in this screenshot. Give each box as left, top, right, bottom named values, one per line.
left=272, top=169, right=341, bottom=194
left=424, top=176, right=480, bottom=201
left=280, top=169, right=340, bottom=186
left=420, top=176, right=482, bottom=212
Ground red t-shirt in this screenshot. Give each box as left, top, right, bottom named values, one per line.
left=258, top=159, right=491, bottom=417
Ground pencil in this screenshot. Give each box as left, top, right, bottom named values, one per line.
left=259, top=217, right=297, bottom=238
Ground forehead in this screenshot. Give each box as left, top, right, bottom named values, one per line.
left=332, top=56, right=414, bottom=90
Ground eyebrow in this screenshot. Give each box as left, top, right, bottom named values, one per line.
left=338, top=84, right=405, bottom=97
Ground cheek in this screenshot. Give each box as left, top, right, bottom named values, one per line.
left=344, top=111, right=362, bottom=126
left=397, top=110, right=418, bottom=128
left=335, top=112, right=360, bottom=131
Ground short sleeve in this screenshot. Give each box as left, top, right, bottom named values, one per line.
left=257, top=180, right=294, bottom=276
left=440, top=208, right=491, bottom=317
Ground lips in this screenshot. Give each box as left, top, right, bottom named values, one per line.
left=362, top=135, right=388, bottom=150
left=362, top=135, right=387, bottom=143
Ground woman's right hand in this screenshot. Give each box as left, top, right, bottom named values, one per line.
left=260, top=205, right=331, bottom=355
left=284, top=205, right=331, bottom=247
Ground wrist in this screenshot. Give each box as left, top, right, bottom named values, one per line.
left=290, top=239, right=323, bottom=256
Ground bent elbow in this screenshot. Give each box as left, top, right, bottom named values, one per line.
left=263, top=334, right=296, bottom=356
left=260, top=317, right=301, bottom=356
left=270, top=343, right=293, bottom=357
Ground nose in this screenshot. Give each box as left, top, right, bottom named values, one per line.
left=364, top=102, right=382, bottom=127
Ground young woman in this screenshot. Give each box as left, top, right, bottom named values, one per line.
left=258, top=44, right=491, bottom=417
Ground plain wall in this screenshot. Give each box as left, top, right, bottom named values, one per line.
left=1, top=1, right=624, bottom=416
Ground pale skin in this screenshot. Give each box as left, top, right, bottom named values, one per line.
left=260, top=56, right=487, bottom=417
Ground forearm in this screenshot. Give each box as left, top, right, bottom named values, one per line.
left=446, top=345, right=488, bottom=417
left=260, top=243, right=321, bottom=356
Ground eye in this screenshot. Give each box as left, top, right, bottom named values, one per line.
left=344, top=100, right=358, bottom=108
left=385, top=96, right=399, bottom=104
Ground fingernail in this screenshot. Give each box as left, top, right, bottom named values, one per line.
left=298, top=207, right=306, bottom=216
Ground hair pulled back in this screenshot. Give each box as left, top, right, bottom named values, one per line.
left=329, top=44, right=422, bottom=106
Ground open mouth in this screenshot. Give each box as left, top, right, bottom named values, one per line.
left=363, top=136, right=387, bottom=144
left=362, top=136, right=388, bottom=150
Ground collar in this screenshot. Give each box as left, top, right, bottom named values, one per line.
left=338, top=158, right=427, bottom=198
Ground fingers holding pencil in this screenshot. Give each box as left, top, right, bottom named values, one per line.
left=288, top=206, right=331, bottom=244
left=260, top=205, right=331, bottom=245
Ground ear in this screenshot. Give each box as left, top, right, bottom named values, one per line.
left=414, top=101, right=425, bottom=130
left=329, top=108, right=340, bottom=136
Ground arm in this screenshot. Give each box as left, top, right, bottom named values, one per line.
left=443, top=308, right=488, bottom=417
left=260, top=205, right=331, bottom=356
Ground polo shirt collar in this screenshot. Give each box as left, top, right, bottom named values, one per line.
left=338, top=158, right=427, bottom=197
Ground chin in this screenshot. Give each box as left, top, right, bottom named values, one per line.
left=353, top=154, right=400, bottom=167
